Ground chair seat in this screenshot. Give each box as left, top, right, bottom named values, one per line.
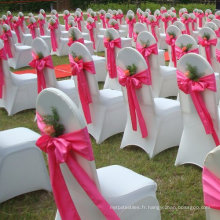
left=11, top=72, right=37, bottom=85
left=57, top=79, right=75, bottom=90
left=154, top=98, right=180, bottom=116
left=99, top=89, right=123, bottom=105
left=16, top=45, right=32, bottom=50
left=160, top=66, right=176, bottom=78
left=97, top=165, right=157, bottom=206
left=92, top=55, right=105, bottom=62
left=0, top=127, right=40, bottom=154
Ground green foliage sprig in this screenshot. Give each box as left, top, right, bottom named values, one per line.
left=168, top=31, right=176, bottom=38
left=42, top=107, right=65, bottom=137
left=140, top=39, right=150, bottom=48
left=106, top=31, right=114, bottom=41
left=124, top=64, right=137, bottom=76
left=180, top=43, right=193, bottom=52
left=185, top=64, right=200, bottom=81
left=202, top=32, right=210, bottom=40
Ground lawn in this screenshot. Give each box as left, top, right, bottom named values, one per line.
left=0, top=6, right=208, bottom=219
left=0, top=54, right=205, bottom=220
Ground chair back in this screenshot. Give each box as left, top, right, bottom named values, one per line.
left=32, top=37, right=57, bottom=88
left=173, top=21, right=186, bottom=34
left=36, top=88, right=104, bottom=219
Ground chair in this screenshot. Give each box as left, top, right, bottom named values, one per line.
left=35, top=87, right=161, bottom=220
left=69, top=42, right=126, bottom=144
left=173, top=21, right=186, bottom=34
left=175, top=53, right=220, bottom=167
left=1, top=24, right=33, bottom=69
left=0, top=126, right=51, bottom=203
left=0, top=40, right=38, bottom=116
left=133, top=22, right=146, bottom=44
left=32, top=37, right=78, bottom=104
left=166, top=25, right=182, bottom=67
left=118, top=47, right=182, bottom=158
left=103, top=28, right=132, bottom=90
left=137, top=31, right=178, bottom=97
left=198, top=27, right=219, bottom=73
left=203, top=146, right=220, bottom=220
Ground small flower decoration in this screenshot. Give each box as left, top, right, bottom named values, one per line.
left=168, top=31, right=176, bottom=39
left=12, top=16, right=18, bottom=23
left=2, top=24, right=9, bottom=32
left=29, top=17, right=36, bottom=24
left=51, top=9, right=57, bottom=15
left=38, top=14, right=44, bottom=20
left=180, top=43, right=193, bottom=52
left=106, top=31, right=113, bottom=41
left=2, top=15, right=7, bottom=21
left=124, top=64, right=137, bottom=77
left=69, top=29, right=76, bottom=41
left=7, top=11, right=12, bottom=16
left=28, top=12, right=34, bottom=17
left=68, top=20, right=75, bottom=27
left=18, top=12, right=24, bottom=18
left=40, top=9, right=45, bottom=14
left=34, top=52, right=44, bottom=60
left=72, top=52, right=82, bottom=62
left=41, top=107, right=65, bottom=137
left=127, top=15, right=133, bottom=21
left=202, top=32, right=210, bottom=41
left=140, top=39, right=150, bottom=48
left=184, top=64, right=200, bottom=81
left=64, top=10, right=70, bottom=15
left=49, top=18, right=56, bottom=25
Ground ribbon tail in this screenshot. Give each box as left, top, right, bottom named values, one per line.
left=48, top=152, right=81, bottom=220
left=205, top=45, right=212, bottom=65
left=66, top=154, right=120, bottom=220
left=0, top=59, right=4, bottom=98
left=37, top=69, right=46, bottom=93
left=107, top=47, right=117, bottom=78
left=131, top=88, right=148, bottom=138
left=171, top=44, right=177, bottom=67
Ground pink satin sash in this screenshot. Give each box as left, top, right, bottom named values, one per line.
left=28, top=23, right=37, bottom=39
left=63, top=14, right=70, bottom=31
left=69, top=55, right=96, bottom=124
left=0, top=30, right=13, bottom=58
left=171, top=17, right=177, bottom=24
left=136, top=42, right=158, bottom=84
left=104, top=37, right=121, bottom=79
left=197, top=14, right=204, bottom=28
left=118, top=14, right=124, bottom=24
left=0, top=48, right=7, bottom=99
left=150, top=21, right=159, bottom=41
left=48, top=23, right=58, bottom=52
left=216, top=48, right=220, bottom=63
left=198, top=36, right=217, bottom=65
left=203, top=166, right=220, bottom=210
left=29, top=53, right=54, bottom=93
left=133, top=32, right=138, bottom=42
left=175, top=46, right=199, bottom=60
left=68, top=38, right=84, bottom=47
left=12, top=22, right=21, bottom=43
left=162, top=17, right=170, bottom=32
left=181, top=18, right=190, bottom=35
left=177, top=71, right=219, bottom=146
left=99, top=14, right=106, bottom=28
left=87, top=22, right=96, bottom=49
left=215, top=28, right=220, bottom=38
left=118, top=66, right=151, bottom=138
left=191, top=18, right=197, bottom=31
left=38, top=20, right=45, bottom=36
left=36, top=113, right=119, bottom=220
left=215, top=15, right=220, bottom=20
left=109, top=23, right=119, bottom=30
left=7, top=15, right=13, bottom=30
left=75, top=17, right=82, bottom=31
left=126, top=18, right=136, bottom=38
left=166, top=34, right=177, bottom=67
left=18, top=17, right=25, bottom=33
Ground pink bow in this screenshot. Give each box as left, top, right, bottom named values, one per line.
left=104, top=37, right=121, bottom=79
left=175, top=46, right=199, bottom=60
left=203, top=167, right=220, bottom=210
left=215, top=28, right=220, bottom=38
left=155, top=15, right=162, bottom=23
left=197, top=14, right=204, bottom=28
left=75, top=16, right=82, bottom=31
left=177, top=71, right=219, bottom=146
left=48, top=23, right=58, bottom=52
left=198, top=36, right=217, bottom=65
left=162, top=17, right=171, bottom=32
left=69, top=55, right=96, bottom=124
left=215, top=15, right=220, bottom=20
left=67, top=38, right=84, bottom=47
left=109, top=23, right=119, bottom=30
left=136, top=42, right=158, bottom=84
left=149, top=21, right=159, bottom=41
left=133, top=32, right=138, bottom=42
left=36, top=113, right=119, bottom=220
left=0, top=48, right=7, bottom=99
left=118, top=14, right=124, bottom=24
left=12, top=21, right=21, bottom=43
left=181, top=18, right=191, bottom=35
left=18, top=17, right=25, bottom=33
left=63, top=14, right=70, bottom=31
left=87, top=22, right=96, bottom=49
left=126, top=18, right=136, bottom=38
left=29, top=53, right=54, bottom=93
left=7, top=15, right=13, bottom=30
left=38, top=19, right=45, bottom=36
left=0, top=30, right=13, bottom=58
left=28, top=23, right=37, bottom=39
left=171, top=17, right=177, bottom=24
left=160, top=9, right=167, bottom=14
left=99, top=14, right=106, bottom=28
left=166, top=34, right=177, bottom=67
left=118, top=66, right=151, bottom=138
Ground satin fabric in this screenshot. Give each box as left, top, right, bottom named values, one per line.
left=29, top=53, right=54, bottom=93
left=87, top=22, right=96, bottom=49
left=0, top=30, right=13, bottom=58
left=177, top=71, right=219, bottom=146
left=69, top=55, right=96, bottom=124
left=166, top=34, right=177, bottom=67
left=67, top=38, right=84, bottom=47
left=48, top=23, right=58, bottom=52
left=175, top=46, right=199, bottom=60
left=0, top=48, right=7, bottom=98
left=118, top=66, right=151, bottom=138
left=36, top=113, right=120, bottom=220
left=38, top=19, right=45, bottom=36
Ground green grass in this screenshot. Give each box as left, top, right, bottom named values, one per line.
left=0, top=54, right=206, bottom=219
